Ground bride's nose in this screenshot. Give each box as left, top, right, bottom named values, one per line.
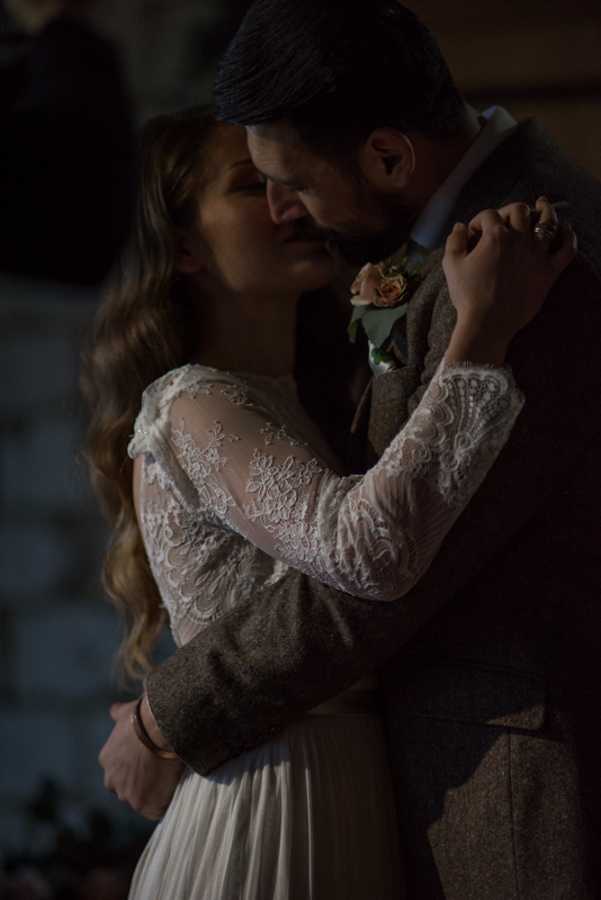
left=266, top=180, right=308, bottom=224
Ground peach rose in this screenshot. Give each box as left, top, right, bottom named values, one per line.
left=351, top=262, right=410, bottom=308
left=373, top=273, right=409, bottom=308
left=350, top=263, right=383, bottom=306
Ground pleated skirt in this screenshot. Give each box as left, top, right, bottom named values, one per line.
left=128, top=708, right=404, bottom=899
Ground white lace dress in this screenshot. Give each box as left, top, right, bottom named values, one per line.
left=126, top=360, right=523, bottom=900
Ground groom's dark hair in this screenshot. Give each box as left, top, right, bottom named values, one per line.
left=215, top=0, right=466, bottom=153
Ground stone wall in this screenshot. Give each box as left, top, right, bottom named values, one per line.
left=0, top=280, right=153, bottom=864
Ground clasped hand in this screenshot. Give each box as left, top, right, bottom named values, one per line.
left=99, top=700, right=184, bottom=821
left=443, top=196, right=576, bottom=345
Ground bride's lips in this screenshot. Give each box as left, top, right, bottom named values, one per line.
left=285, top=238, right=325, bottom=247
left=284, top=235, right=324, bottom=244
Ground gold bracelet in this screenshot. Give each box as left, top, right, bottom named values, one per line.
left=131, top=695, right=179, bottom=760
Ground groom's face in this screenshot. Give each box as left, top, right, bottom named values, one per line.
left=247, top=123, right=416, bottom=263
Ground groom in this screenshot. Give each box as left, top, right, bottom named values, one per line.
left=101, top=3, right=601, bottom=896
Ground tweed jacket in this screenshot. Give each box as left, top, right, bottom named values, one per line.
left=146, top=121, right=601, bottom=899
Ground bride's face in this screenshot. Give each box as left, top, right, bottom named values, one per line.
left=184, top=124, right=335, bottom=297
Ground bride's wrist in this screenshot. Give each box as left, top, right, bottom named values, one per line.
left=446, top=319, right=509, bottom=367
left=139, top=693, right=175, bottom=754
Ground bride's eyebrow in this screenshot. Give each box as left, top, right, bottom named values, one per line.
left=228, top=158, right=295, bottom=185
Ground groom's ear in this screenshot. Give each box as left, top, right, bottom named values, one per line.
left=358, top=129, right=416, bottom=191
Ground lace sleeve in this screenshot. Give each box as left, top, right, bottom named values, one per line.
left=154, top=362, right=523, bottom=602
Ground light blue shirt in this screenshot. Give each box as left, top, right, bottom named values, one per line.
left=410, top=106, right=518, bottom=251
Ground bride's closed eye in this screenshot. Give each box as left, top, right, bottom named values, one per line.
left=229, top=173, right=267, bottom=195
left=236, top=181, right=267, bottom=194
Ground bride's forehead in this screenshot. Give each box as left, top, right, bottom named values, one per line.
left=203, top=124, right=254, bottom=178
left=212, top=122, right=248, bottom=158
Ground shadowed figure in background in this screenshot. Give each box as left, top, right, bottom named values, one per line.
left=95, top=2, right=601, bottom=898
left=0, top=0, right=134, bottom=285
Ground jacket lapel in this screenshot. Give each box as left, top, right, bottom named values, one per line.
left=366, top=253, right=447, bottom=457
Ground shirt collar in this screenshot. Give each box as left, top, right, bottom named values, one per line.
left=410, top=106, right=518, bottom=251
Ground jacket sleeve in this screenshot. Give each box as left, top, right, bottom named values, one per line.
left=146, top=256, right=601, bottom=775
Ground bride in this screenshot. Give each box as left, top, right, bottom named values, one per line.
left=83, top=106, right=574, bottom=899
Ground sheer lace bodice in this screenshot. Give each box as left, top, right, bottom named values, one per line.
left=128, top=361, right=523, bottom=647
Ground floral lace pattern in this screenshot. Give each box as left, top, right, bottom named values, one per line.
left=138, top=469, right=261, bottom=645
left=170, top=421, right=239, bottom=525
left=128, top=361, right=524, bottom=642
left=380, top=364, right=519, bottom=507
left=259, top=422, right=306, bottom=448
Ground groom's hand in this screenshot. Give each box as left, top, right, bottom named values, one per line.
left=99, top=700, right=185, bottom=821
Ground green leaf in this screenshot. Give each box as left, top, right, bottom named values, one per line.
left=370, top=344, right=397, bottom=368
left=360, top=304, right=408, bottom=349
left=347, top=303, right=369, bottom=343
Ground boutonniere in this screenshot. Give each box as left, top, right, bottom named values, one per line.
left=348, top=242, right=428, bottom=370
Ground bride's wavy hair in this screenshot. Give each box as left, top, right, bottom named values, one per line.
left=81, top=105, right=222, bottom=682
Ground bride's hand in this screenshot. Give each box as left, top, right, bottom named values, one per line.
left=99, top=700, right=184, bottom=821
left=443, top=197, right=577, bottom=351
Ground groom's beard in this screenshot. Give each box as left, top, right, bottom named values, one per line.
left=316, top=202, right=418, bottom=266
left=324, top=225, right=411, bottom=266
